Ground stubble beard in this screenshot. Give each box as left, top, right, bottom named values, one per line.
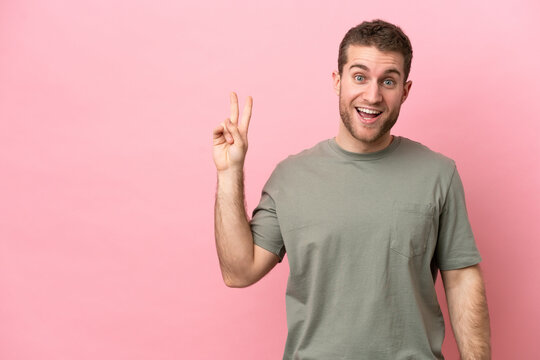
left=339, top=94, right=399, bottom=144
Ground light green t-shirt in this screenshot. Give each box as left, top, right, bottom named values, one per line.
left=250, top=136, right=482, bottom=360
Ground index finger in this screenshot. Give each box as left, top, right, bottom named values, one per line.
left=240, top=96, right=253, bottom=133
left=230, top=92, right=239, bottom=124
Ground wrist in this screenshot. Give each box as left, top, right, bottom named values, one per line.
left=217, top=166, right=244, bottom=178
left=216, top=167, right=245, bottom=199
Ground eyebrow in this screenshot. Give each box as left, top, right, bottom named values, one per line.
left=349, top=64, right=402, bottom=77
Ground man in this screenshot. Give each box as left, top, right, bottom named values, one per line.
left=212, top=19, right=491, bottom=360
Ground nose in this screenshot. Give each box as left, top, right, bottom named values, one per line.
left=363, top=81, right=382, bottom=104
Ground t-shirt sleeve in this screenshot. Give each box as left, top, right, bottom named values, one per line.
left=435, top=166, right=482, bottom=270
left=249, top=166, right=286, bottom=263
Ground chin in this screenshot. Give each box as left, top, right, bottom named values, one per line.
left=340, top=109, right=397, bottom=146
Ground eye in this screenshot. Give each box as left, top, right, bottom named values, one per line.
left=383, top=79, right=395, bottom=86
left=354, top=75, right=365, bottom=82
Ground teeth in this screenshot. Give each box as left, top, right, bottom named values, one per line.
left=356, top=107, right=381, bottom=115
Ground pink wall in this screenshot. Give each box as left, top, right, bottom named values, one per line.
left=1, top=1, right=539, bottom=359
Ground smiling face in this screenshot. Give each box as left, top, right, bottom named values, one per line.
left=333, top=45, right=412, bottom=153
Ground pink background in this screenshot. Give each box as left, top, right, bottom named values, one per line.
left=1, top=1, right=539, bottom=359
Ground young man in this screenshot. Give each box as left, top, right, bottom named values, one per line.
left=213, top=19, right=491, bottom=360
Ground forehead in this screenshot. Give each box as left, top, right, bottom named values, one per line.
left=344, top=45, right=405, bottom=75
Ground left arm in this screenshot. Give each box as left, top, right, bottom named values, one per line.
left=441, top=264, right=491, bottom=360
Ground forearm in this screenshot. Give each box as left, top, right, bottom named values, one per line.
left=444, top=266, right=491, bottom=359
left=214, top=168, right=255, bottom=285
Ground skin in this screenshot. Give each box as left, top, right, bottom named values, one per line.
left=442, top=264, right=492, bottom=359
left=332, top=45, right=412, bottom=153
left=212, top=92, right=252, bottom=173
left=212, top=93, right=279, bottom=288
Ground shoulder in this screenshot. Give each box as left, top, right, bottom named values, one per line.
left=262, top=139, right=331, bottom=191
left=274, top=138, right=331, bottom=172
left=397, top=137, right=457, bottom=173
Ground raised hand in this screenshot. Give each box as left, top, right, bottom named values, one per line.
left=212, top=92, right=253, bottom=172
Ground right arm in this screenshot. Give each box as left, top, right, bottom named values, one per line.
left=212, top=93, right=280, bottom=288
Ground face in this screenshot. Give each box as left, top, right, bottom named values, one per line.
left=333, top=45, right=412, bottom=152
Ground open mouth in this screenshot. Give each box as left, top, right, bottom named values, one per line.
left=356, top=107, right=382, bottom=124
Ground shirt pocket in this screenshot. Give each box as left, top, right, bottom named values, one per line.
left=391, top=201, right=435, bottom=258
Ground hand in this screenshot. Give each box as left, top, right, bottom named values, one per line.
left=212, top=92, right=253, bottom=172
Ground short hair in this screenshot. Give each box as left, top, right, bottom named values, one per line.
left=338, top=19, right=413, bottom=82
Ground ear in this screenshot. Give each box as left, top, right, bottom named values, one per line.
left=332, top=70, right=341, bottom=96
left=401, top=80, right=412, bottom=104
